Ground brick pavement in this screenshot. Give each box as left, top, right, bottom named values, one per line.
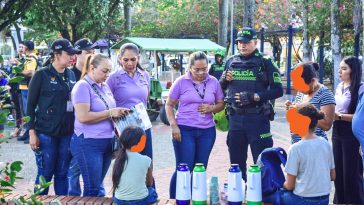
left=1, top=96, right=335, bottom=202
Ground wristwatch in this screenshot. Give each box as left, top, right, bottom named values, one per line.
left=254, top=93, right=260, bottom=102
left=338, top=114, right=343, bottom=120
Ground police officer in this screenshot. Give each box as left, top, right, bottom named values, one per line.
left=72, top=38, right=95, bottom=81
left=220, top=27, right=283, bottom=181
left=27, top=38, right=79, bottom=195
left=209, top=50, right=225, bottom=80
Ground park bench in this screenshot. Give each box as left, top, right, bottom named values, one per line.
left=2, top=193, right=176, bottom=205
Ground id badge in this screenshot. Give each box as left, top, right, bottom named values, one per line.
left=66, top=100, right=73, bottom=112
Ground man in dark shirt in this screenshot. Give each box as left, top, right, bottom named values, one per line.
left=220, top=27, right=283, bottom=181
left=72, top=38, right=95, bottom=81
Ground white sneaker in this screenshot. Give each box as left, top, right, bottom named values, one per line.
left=7, top=115, right=14, bottom=121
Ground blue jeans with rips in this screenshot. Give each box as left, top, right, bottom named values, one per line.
left=169, top=125, right=216, bottom=198
left=70, top=133, right=112, bottom=197
left=34, top=133, right=72, bottom=195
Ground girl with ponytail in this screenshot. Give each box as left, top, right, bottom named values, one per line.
left=282, top=103, right=335, bottom=205
left=70, top=53, right=129, bottom=196
left=112, top=126, right=155, bottom=205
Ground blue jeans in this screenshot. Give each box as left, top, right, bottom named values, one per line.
left=21, top=89, right=28, bottom=115
left=67, top=157, right=106, bottom=196
left=113, top=187, right=158, bottom=205
left=280, top=190, right=329, bottom=205
left=34, top=133, right=72, bottom=195
left=169, top=125, right=216, bottom=198
left=70, top=133, right=112, bottom=197
left=140, top=128, right=153, bottom=160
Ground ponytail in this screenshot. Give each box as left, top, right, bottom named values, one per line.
left=112, top=145, right=128, bottom=194
left=81, top=54, right=94, bottom=79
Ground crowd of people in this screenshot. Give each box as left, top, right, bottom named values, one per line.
left=1, top=26, right=364, bottom=205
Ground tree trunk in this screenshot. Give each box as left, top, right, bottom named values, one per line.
left=302, top=0, right=310, bottom=62
left=218, top=0, right=228, bottom=47
left=354, top=0, right=362, bottom=57
left=124, top=0, right=132, bottom=37
left=331, top=0, right=341, bottom=89
left=13, top=23, right=22, bottom=44
left=243, top=0, right=255, bottom=27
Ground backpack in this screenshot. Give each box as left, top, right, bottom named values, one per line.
left=257, top=147, right=287, bottom=205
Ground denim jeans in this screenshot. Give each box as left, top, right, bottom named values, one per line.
left=140, top=128, right=153, bottom=160
left=169, top=125, right=216, bottom=198
left=70, top=133, right=112, bottom=197
left=67, top=156, right=106, bottom=196
left=21, top=89, right=28, bottom=115
left=113, top=187, right=157, bottom=205
left=280, top=190, right=329, bottom=205
left=34, top=133, right=72, bottom=195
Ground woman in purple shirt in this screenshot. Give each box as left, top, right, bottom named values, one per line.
left=71, top=53, right=128, bottom=196
left=166, top=51, right=225, bottom=198
left=106, top=43, right=153, bottom=160
left=332, top=56, right=364, bottom=204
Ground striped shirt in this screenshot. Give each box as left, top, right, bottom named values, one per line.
left=291, top=86, right=335, bottom=143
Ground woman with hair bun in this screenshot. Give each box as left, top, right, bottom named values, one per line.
left=285, top=62, right=335, bottom=143
left=281, top=103, right=336, bottom=205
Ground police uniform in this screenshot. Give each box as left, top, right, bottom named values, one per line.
left=209, top=60, right=225, bottom=80
left=220, top=29, right=283, bottom=180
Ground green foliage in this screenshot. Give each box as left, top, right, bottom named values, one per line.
left=131, top=0, right=219, bottom=40
left=0, top=1, right=34, bottom=32
left=23, top=0, right=124, bottom=42
left=0, top=161, right=52, bottom=205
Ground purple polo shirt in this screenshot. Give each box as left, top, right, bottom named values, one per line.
left=72, top=75, right=116, bottom=139
left=335, top=83, right=364, bottom=113
left=106, top=68, right=150, bottom=109
left=169, top=72, right=224, bottom=129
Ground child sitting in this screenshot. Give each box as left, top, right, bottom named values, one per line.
left=112, top=126, right=156, bottom=205
left=282, top=103, right=336, bottom=205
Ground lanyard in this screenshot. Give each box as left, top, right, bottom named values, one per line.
left=192, top=81, right=207, bottom=100
left=84, top=79, right=110, bottom=110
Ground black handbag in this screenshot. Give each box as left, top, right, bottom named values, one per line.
left=84, top=79, right=121, bottom=152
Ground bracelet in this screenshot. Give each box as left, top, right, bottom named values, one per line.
left=109, top=109, right=112, bottom=118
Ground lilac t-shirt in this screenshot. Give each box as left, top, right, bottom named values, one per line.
left=72, top=75, right=116, bottom=139
left=335, top=83, right=364, bottom=113
left=106, top=68, right=150, bottom=109
left=169, top=72, right=224, bottom=129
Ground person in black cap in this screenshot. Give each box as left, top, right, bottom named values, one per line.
left=220, top=27, right=283, bottom=181
left=72, top=38, right=95, bottom=81
left=27, top=38, right=79, bottom=195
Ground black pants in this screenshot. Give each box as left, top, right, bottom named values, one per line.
left=10, top=89, right=22, bottom=128
left=332, top=120, right=364, bottom=204
left=227, top=113, right=273, bottom=181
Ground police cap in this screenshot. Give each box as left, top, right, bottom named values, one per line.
left=236, top=27, right=257, bottom=43
left=74, top=38, right=95, bottom=53
left=51, top=38, right=80, bottom=54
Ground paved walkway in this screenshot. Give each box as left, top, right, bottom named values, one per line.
left=0, top=96, right=335, bottom=201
